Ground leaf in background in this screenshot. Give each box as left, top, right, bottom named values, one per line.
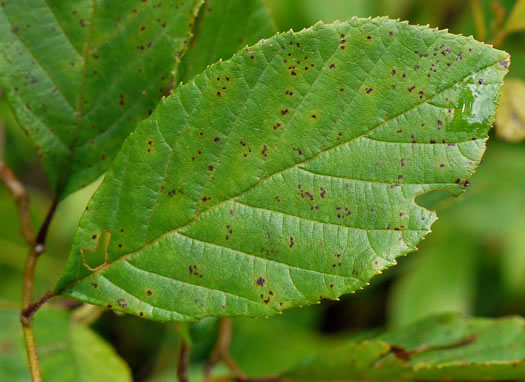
left=266, top=0, right=382, bottom=31
left=0, top=0, right=203, bottom=199
left=283, top=313, right=525, bottom=381
left=55, top=18, right=508, bottom=322
left=495, top=79, right=525, bottom=142
left=177, top=0, right=276, bottom=83
left=231, top=314, right=344, bottom=377
left=388, top=230, right=477, bottom=327
left=504, top=0, right=525, bottom=35
left=0, top=308, right=131, bottom=382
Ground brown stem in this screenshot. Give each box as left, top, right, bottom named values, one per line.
left=35, top=198, right=58, bottom=252
left=19, top=201, right=58, bottom=382
left=21, top=290, right=57, bottom=325
left=0, top=123, right=58, bottom=381
left=205, top=318, right=247, bottom=379
left=0, top=127, right=35, bottom=247
left=22, top=324, right=42, bottom=382
left=177, top=338, right=190, bottom=382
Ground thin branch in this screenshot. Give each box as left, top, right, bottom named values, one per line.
left=0, top=123, right=59, bottom=381
left=0, top=124, right=35, bottom=246
left=177, top=338, right=190, bottom=382
left=22, top=324, right=42, bottom=382
left=21, top=290, right=57, bottom=325
left=205, top=318, right=247, bottom=379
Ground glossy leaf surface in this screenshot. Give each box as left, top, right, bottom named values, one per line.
left=0, top=0, right=202, bottom=198
left=56, top=18, right=509, bottom=321
left=283, top=313, right=525, bottom=381
left=177, top=0, right=276, bottom=83
left=0, top=308, right=131, bottom=382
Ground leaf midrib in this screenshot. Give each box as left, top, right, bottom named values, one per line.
left=58, top=55, right=505, bottom=293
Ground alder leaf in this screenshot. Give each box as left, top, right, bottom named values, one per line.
left=283, top=313, right=525, bottom=381
left=0, top=0, right=202, bottom=199
left=56, top=17, right=509, bottom=321
left=0, top=308, right=131, bottom=382
left=177, top=0, right=276, bottom=83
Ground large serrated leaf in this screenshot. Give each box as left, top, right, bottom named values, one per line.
left=0, top=0, right=202, bottom=199
left=282, top=313, right=525, bottom=381
left=55, top=17, right=509, bottom=321
left=0, top=308, right=131, bottom=382
left=177, top=0, right=276, bottom=83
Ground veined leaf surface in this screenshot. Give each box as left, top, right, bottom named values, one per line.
left=0, top=0, right=202, bottom=198
left=177, top=0, right=276, bottom=83
left=56, top=18, right=509, bottom=321
left=283, top=313, right=525, bottom=381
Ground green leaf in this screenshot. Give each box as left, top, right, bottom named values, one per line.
left=504, top=0, right=525, bottom=35
left=388, top=229, right=477, bottom=327
left=177, top=0, right=276, bottom=83
left=56, top=17, right=509, bottom=322
left=283, top=313, right=525, bottom=381
left=0, top=0, right=202, bottom=199
left=230, top=314, right=346, bottom=377
left=0, top=308, right=131, bottom=382
left=495, top=79, right=525, bottom=142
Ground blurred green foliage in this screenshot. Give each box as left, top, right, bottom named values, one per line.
left=1, top=1, right=525, bottom=381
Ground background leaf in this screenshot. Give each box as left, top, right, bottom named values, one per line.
left=0, top=0, right=202, bottom=199
left=504, top=0, right=525, bottom=35
left=495, top=78, right=525, bottom=142
left=177, top=0, right=276, bottom=83
left=55, top=17, right=509, bottom=322
left=283, top=313, right=525, bottom=381
left=0, top=308, right=131, bottom=382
